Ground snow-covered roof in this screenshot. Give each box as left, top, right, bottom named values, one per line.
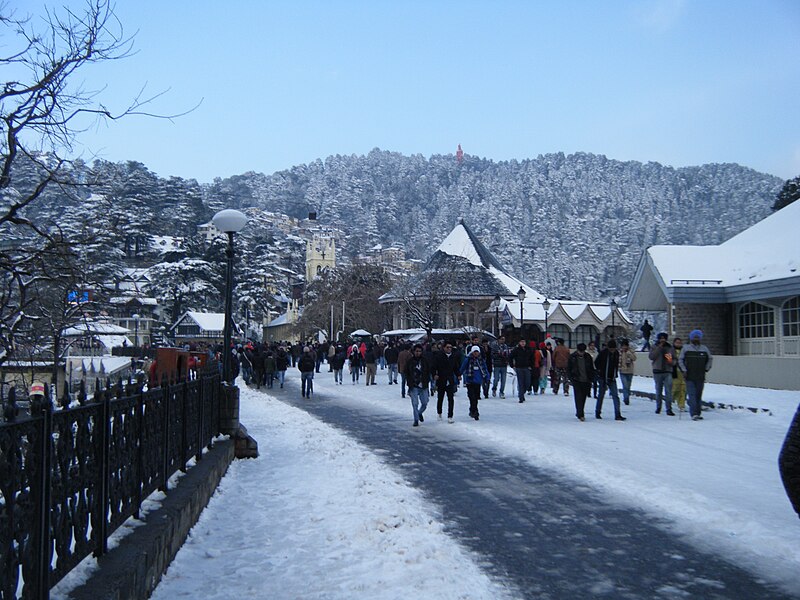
left=67, top=356, right=132, bottom=375
left=381, top=220, right=543, bottom=301
left=185, top=312, right=226, bottom=331
left=63, top=321, right=130, bottom=336
left=96, top=335, right=132, bottom=350
left=502, top=299, right=632, bottom=327
left=267, top=313, right=290, bottom=327
left=629, top=201, right=800, bottom=309
left=109, top=296, right=158, bottom=305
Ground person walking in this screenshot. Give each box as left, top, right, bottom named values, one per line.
left=586, top=340, right=599, bottom=399
left=264, top=351, right=277, bottom=389
left=364, top=344, right=378, bottom=385
left=671, top=337, right=687, bottom=412
left=328, top=342, right=336, bottom=372
left=552, top=338, right=571, bottom=396
left=490, top=335, right=510, bottom=398
left=594, top=339, right=626, bottom=421
left=679, top=330, right=713, bottom=421
left=431, top=340, right=461, bottom=423
left=385, top=341, right=399, bottom=385
left=275, top=346, right=289, bottom=388
left=618, top=339, right=636, bottom=406
left=404, top=344, right=431, bottom=427
left=348, top=343, right=362, bottom=384
left=649, top=332, right=675, bottom=415
left=509, top=338, right=534, bottom=404
left=537, top=342, right=551, bottom=395
left=481, top=339, right=493, bottom=399
left=568, top=343, right=595, bottom=421
left=331, top=344, right=346, bottom=384
left=397, top=343, right=412, bottom=398
left=298, top=346, right=315, bottom=398
left=640, top=319, right=654, bottom=351
left=460, top=345, right=490, bottom=420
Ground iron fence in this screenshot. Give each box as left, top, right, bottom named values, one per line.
left=0, top=369, right=222, bottom=600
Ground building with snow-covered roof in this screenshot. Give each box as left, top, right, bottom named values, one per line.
left=168, top=311, right=242, bottom=345
left=380, top=220, right=629, bottom=345
left=627, top=201, right=800, bottom=358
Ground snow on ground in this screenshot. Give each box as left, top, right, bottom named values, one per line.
left=149, top=366, right=800, bottom=598
left=150, top=383, right=516, bottom=600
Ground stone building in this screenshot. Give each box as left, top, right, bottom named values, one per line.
left=305, top=234, right=336, bottom=282
left=626, top=200, right=800, bottom=357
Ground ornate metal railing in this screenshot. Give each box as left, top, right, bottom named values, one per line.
left=0, top=370, right=222, bottom=600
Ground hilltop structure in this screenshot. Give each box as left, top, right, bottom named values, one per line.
left=380, top=220, right=629, bottom=346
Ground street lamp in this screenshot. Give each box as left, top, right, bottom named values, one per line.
left=212, top=209, right=248, bottom=384
left=517, top=286, right=526, bottom=338
left=493, top=294, right=501, bottom=337
left=542, top=298, right=551, bottom=341
left=132, top=313, right=140, bottom=354
left=610, top=297, right=617, bottom=340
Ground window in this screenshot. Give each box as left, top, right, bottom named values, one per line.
left=783, top=296, right=800, bottom=337
left=549, top=324, right=571, bottom=346
left=574, top=325, right=597, bottom=346
left=738, top=302, right=775, bottom=339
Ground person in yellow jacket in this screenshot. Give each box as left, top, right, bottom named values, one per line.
left=671, top=337, right=687, bottom=412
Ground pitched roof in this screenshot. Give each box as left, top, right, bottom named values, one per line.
left=628, top=201, right=800, bottom=308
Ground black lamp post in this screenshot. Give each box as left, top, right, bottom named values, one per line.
left=212, top=209, right=248, bottom=384
left=132, top=313, right=140, bottom=354
left=493, top=294, right=501, bottom=337
left=542, top=298, right=551, bottom=341
left=517, top=286, right=526, bottom=338
left=610, top=297, right=617, bottom=340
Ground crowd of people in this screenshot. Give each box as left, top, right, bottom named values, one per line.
left=234, top=329, right=713, bottom=428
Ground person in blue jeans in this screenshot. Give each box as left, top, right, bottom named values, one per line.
left=594, top=339, right=626, bottom=421
left=618, top=339, right=636, bottom=406
left=404, top=344, right=430, bottom=427
left=679, top=330, right=713, bottom=421
left=649, top=332, right=675, bottom=415
left=297, top=346, right=316, bottom=398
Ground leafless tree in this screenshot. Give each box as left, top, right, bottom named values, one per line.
left=0, top=0, right=192, bottom=366
left=397, top=267, right=461, bottom=340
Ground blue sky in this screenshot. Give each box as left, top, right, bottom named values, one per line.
left=17, top=0, right=800, bottom=182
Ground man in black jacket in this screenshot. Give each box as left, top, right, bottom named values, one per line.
left=404, top=344, right=431, bottom=426
left=431, top=340, right=460, bottom=423
left=509, top=339, right=534, bottom=404
left=297, top=346, right=316, bottom=398
left=594, top=339, right=625, bottom=421
left=568, top=343, right=595, bottom=421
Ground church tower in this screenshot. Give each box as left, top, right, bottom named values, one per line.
left=305, top=234, right=336, bottom=282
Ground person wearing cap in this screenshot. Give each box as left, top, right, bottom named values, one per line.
left=297, top=346, right=316, bottom=398
left=678, top=329, right=713, bottom=421
left=568, top=343, right=595, bottom=421
left=649, top=332, right=675, bottom=416
left=460, top=345, right=490, bottom=420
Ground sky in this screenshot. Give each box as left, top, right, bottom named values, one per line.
left=15, top=0, right=800, bottom=182
left=50, top=373, right=800, bottom=598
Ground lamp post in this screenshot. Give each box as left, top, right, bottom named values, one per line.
left=542, top=298, right=550, bottom=342
left=517, top=286, right=526, bottom=339
left=610, top=297, right=617, bottom=340
left=212, top=209, right=248, bottom=384
left=132, top=313, right=140, bottom=354
left=493, top=294, right=501, bottom=337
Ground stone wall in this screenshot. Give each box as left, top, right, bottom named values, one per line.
left=67, top=439, right=235, bottom=600
left=669, top=303, right=732, bottom=355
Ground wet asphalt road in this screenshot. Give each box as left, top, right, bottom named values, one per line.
left=266, top=382, right=795, bottom=599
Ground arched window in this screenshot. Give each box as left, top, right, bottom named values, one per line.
left=574, top=325, right=598, bottom=347
left=316, top=265, right=322, bottom=275
left=549, top=324, right=572, bottom=347
left=738, top=302, right=775, bottom=339
left=783, top=296, right=800, bottom=337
